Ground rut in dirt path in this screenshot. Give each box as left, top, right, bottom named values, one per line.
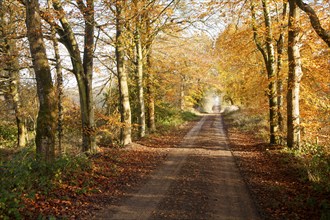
left=96, top=114, right=260, bottom=220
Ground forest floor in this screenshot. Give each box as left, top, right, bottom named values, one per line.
left=18, top=113, right=330, bottom=219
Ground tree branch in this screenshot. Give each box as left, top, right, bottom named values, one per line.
left=250, top=0, right=268, bottom=65
left=294, top=0, right=330, bottom=47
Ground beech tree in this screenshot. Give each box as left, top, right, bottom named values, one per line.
left=250, top=0, right=279, bottom=144
left=115, top=0, right=132, bottom=145
left=133, top=0, right=146, bottom=138
left=49, top=0, right=96, bottom=152
left=0, top=0, right=27, bottom=147
left=25, top=0, right=57, bottom=161
left=275, top=1, right=287, bottom=143
left=145, top=16, right=156, bottom=132
left=287, top=0, right=303, bottom=148
left=47, top=0, right=64, bottom=154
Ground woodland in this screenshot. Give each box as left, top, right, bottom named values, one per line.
left=0, top=0, right=329, bottom=219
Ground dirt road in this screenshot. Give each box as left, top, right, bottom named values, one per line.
left=96, top=114, right=260, bottom=220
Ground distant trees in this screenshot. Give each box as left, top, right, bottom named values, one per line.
left=2, top=0, right=327, bottom=161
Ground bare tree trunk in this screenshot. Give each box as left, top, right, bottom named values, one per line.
left=287, top=0, right=303, bottom=148
left=132, top=0, right=146, bottom=138
left=116, top=1, right=132, bottom=145
left=135, top=28, right=146, bottom=138
left=25, top=0, right=57, bottom=161
left=262, top=0, right=279, bottom=145
left=54, top=31, right=64, bottom=154
left=9, top=47, right=26, bottom=148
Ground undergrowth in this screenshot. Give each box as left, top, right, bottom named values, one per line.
left=0, top=125, right=17, bottom=148
left=156, top=104, right=200, bottom=131
left=0, top=148, right=91, bottom=219
left=222, top=109, right=268, bottom=141
left=283, top=143, right=330, bottom=192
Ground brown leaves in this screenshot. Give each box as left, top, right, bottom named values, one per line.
left=225, top=119, right=327, bottom=220
left=18, top=147, right=166, bottom=219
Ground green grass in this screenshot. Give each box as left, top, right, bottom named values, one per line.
left=155, top=104, right=200, bottom=131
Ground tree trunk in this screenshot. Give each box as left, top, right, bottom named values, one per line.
left=251, top=0, right=279, bottom=144
left=146, top=52, right=156, bottom=133
left=1, top=0, right=27, bottom=148
left=80, top=0, right=96, bottom=152
left=9, top=47, right=26, bottom=148
left=48, top=0, right=64, bottom=154
left=25, top=0, right=57, bottom=161
left=262, top=0, right=279, bottom=145
left=180, top=75, right=186, bottom=111
left=52, top=0, right=96, bottom=152
left=287, top=0, right=303, bottom=148
left=135, top=28, right=146, bottom=138
left=116, top=1, right=132, bottom=145
left=276, top=1, right=287, bottom=144
left=54, top=32, right=64, bottom=154
left=145, top=19, right=156, bottom=133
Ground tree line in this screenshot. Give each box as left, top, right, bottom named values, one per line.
left=1, top=0, right=210, bottom=162
left=0, top=0, right=329, bottom=163
left=215, top=0, right=329, bottom=149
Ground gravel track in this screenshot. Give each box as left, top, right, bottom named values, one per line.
left=96, top=114, right=260, bottom=220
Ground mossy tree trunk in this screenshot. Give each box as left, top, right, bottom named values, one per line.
left=25, top=0, right=57, bottom=161
left=48, top=0, right=64, bottom=154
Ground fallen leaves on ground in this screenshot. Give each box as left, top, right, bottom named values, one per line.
left=19, top=122, right=195, bottom=219
left=20, top=149, right=166, bottom=219
left=18, top=117, right=329, bottom=219
left=225, top=125, right=330, bottom=220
